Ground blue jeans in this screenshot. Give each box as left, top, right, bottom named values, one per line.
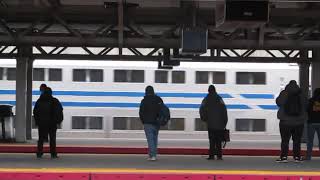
left=306, top=123, right=320, bottom=160
left=144, top=124, right=159, bottom=158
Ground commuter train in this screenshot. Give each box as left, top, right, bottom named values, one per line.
left=0, top=59, right=299, bottom=140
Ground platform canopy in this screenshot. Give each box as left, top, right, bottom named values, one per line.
left=0, top=0, right=320, bottom=63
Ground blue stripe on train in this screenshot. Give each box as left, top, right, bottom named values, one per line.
left=240, top=94, right=274, bottom=99
left=0, top=90, right=233, bottom=98
left=258, top=105, right=278, bottom=110
left=0, top=101, right=277, bottom=110
left=0, top=90, right=274, bottom=99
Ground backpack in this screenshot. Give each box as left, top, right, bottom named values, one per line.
left=52, top=98, right=63, bottom=124
left=284, top=92, right=302, bottom=116
left=157, top=103, right=170, bottom=126
left=199, top=98, right=208, bottom=122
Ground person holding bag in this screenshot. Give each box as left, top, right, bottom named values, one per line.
left=200, top=85, right=228, bottom=160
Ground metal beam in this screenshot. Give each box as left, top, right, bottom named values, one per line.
left=2, top=35, right=320, bottom=49
left=0, top=53, right=311, bottom=63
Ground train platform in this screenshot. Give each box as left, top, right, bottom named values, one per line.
left=0, top=153, right=320, bottom=180
left=0, top=138, right=319, bottom=157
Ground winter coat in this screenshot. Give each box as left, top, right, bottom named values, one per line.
left=307, top=96, right=320, bottom=124
left=139, top=87, right=163, bottom=125
left=276, top=83, right=307, bottom=126
left=199, top=93, right=228, bottom=130
left=33, top=94, right=63, bottom=129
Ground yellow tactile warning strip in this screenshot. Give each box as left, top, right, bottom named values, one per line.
left=0, top=168, right=320, bottom=176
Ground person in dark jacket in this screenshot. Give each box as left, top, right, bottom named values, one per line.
left=33, top=87, right=63, bottom=159
left=139, top=86, right=163, bottom=161
left=306, top=88, right=320, bottom=160
left=275, top=80, right=307, bottom=163
left=200, top=85, right=228, bottom=160
left=39, top=83, right=49, bottom=142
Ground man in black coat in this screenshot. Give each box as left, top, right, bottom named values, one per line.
left=139, top=86, right=163, bottom=161
left=33, top=87, right=63, bottom=159
left=306, top=88, right=320, bottom=160
left=39, top=83, right=49, bottom=142
left=200, top=85, right=228, bottom=160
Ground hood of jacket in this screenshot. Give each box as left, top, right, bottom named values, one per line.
left=145, top=86, right=155, bottom=96
left=285, top=82, right=301, bottom=95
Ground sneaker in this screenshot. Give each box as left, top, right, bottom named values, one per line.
left=149, top=157, right=157, bottom=161
left=217, top=157, right=223, bottom=160
left=51, top=154, right=59, bottom=159
left=276, top=157, right=288, bottom=163
left=207, top=156, right=215, bottom=160
left=294, top=157, right=303, bottom=163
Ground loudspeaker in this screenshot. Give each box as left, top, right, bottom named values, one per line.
left=216, top=0, right=269, bottom=28
left=181, top=27, right=208, bottom=55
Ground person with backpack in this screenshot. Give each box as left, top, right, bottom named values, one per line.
left=139, top=86, right=163, bottom=161
left=200, top=85, right=228, bottom=160
left=33, top=87, right=63, bottom=159
left=276, top=80, right=307, bottom=163
left=306, top=88, right=320, bottom=160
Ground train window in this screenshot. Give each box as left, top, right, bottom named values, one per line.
left=114, top=70, right=126, bottom=82
left=172, top=71, right=185, bottom=84
left=131, top=70, right=144, bottom=82
left=88, top=117, right=103, bottom=129
left=160, top=118, right=185, bottom=131
left=0, top=68, right=3, bottom=80
left=195, top=118, right=206, bottom=131
left=7, top=68, right=16, bottom=81
left=196, top=71, right=209, bottom=84
left=114, top=70, right=144, bottom=83
left=72, top=116, right=103, bottom=129
left=212, top=71, right=226, bottom=84
left=236, top=72, right=266, bottom=85
left=89, top=69, right=103, bottom=82
left=113, top=117, right=143, bottom=130
left=33, top=68, right=45, bottom=81
left=49, top=68, right=62, bottom=81
left=155, top=70, right=168, bottom=83
left=235, top=118, right=266, bottom=132
left=72, top=116, right=86, bottom=129
left=73, top=69, right=86, bottom=82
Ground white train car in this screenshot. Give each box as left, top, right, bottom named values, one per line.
left=0, top=59, right=299, bottom=140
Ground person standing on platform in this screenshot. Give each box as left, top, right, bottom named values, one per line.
left=276, top=80, right=307, bottom=163
left=39, top=84, right=47, bottom=95
left=33, top=87, right=63, bottom=159
left=139, top=86, right=163, bottom=161
left=39, top=83, right=49, bottom=142
left=306, top=88, right=320, bottom=160
left=200, top=85, right=228, bottom=160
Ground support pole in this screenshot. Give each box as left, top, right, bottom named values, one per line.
left=311, top=49, right=320, bottom=147
left=118, top=0, right=123, bottom=56
left=298, top=50, right=310, bottom=143
left=299, top=50, right=310, bottom=98
left=15, top=46, right=32, bottom=142
left=26, top=58, right=34, bottom=140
